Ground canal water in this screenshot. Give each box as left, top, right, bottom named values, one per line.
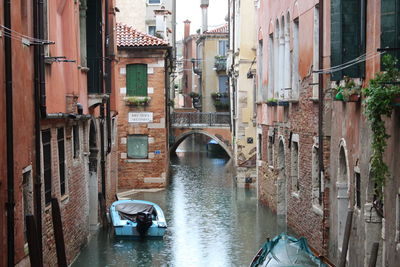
left=72, top=135, right=287, bottom=267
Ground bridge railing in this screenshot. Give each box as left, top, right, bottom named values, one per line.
left=171, top=112, right=231, bottom=127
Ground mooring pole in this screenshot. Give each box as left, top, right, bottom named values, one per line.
left=26, top=215, right=43, bottom=267
left=51, top=198, right=67, bottom=267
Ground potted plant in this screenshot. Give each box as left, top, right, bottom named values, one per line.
left=335, top=76, right=361, bottom=102
left=266, top=98, right=278, bottom=106
left=363, top=54, right=400, bottom=202
left=278, top=100, right=289, bottom=106
left=189, top=92, right=199, bottom=98
left=124, top=96, right=151, bottom=106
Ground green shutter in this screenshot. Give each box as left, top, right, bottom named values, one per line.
left=127, top=135, right=148, bottom=159
left=126, top=64, right=148, bottom=96
left=381, top=0, right=400, bottom=67
left=331, top=0, right=343, bottom=81
left=331, top=0, right=364, bottom=80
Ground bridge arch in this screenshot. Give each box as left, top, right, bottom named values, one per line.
left=170, top=130, right=232, bottom=158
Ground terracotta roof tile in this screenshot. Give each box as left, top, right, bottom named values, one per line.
left=116, top=23, right=168, bottom=47
left=204, top=24, right=228, bottom=34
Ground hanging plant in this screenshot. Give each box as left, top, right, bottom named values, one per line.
left=363, top=54, right=400, bottom=201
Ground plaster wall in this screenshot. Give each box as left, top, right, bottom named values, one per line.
left=116, top=0, right=146, bottom=31
left=201, top=36, right=228, bottom=112
left=0, top=0, right=36, bottom=265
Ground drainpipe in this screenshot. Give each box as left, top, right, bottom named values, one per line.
left=230, top=0, right=236, bottom=135
left=4, top=0, right=15, bottom=266
left=104, top=0, right=112, bottom=154
left=38, top=0, right=46, bottom=117
left=318, top=0, right=325, bottom=252
left=32, top=0, right=46, bottom=263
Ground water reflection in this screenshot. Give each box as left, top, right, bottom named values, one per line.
left=72, top=135, right=288, bottom=267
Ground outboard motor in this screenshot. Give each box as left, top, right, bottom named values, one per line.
left=136, top=212, right=153, bottom=237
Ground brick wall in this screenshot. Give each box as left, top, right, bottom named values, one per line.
left=257, top=74, right=326, bottom=253
left=117, top=50, right=169, bottom=190
left=41, top=121, right=90, bottom=266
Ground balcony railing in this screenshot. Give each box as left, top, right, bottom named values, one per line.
left=171, top=112, right=230, bottom=127
left=214, top=56, right=227, bottom=71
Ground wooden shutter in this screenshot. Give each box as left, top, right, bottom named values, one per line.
left=127, top=64, right=148, bottom=96
left=331, top=0, right=364, bottom=80
left=381, top=0, right=400, bottom=66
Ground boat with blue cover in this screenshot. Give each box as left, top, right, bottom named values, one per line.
left=110, top=199, right=167, bottom=238
left=250, top=233, right=329, bottom=267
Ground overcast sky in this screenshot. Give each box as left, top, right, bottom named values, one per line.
left=176, top=0, right=228, bottom=41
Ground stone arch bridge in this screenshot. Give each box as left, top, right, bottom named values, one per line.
left=170, top=112, right=232, bottom=157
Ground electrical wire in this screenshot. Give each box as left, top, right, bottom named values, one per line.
left=0, top=24, right=54, bottom=45
left=313, top=51, right=385, bottom=74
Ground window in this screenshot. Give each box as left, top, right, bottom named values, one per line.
left=330, top=0, right=365, bottom=80
left=258, top=39, right=264, bottom=101
left=218, top=40, right=228, bottom=56
left=284, top=14, right=291, bottom=99
left=43, top=0, right=50, bottom=56
left=291, top=141, right=299, bottom=192
left=381, top=0, right=400, bottom=67
left=312, top=146, right=321, bottom=206
left=148, top=0, right=161, bottom=4
left=273, top=19, right=281, bottom=99
left=79, top=0, right=88, bottom=67
left=57, top=128, right=66, bottom=196
left=258, top=134, right=262, bottom=160
left=355, top=172, right=361, bottom=209
left=148, top=26, right=156, bottom=36
left=127, top=135, right=148, bottom=159
left=111, top=117, right=116, bottom=145
left=292, top=19, right=299, bottom=99
left=22, top=168, right=33, bottom=243
left=218, top=75, right=228, bottom=93
left=313, top=6, right=319, bottom=98
left=42, top=130, right=52, bottom=205
left=73, top=125, right=80, bottom=158
left=127, top=64, right=148, bottom=96
left=267, top=35, right=274, bottom=99
left=268, top=135, right=274, bottom=167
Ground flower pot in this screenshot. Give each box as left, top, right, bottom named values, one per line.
left=347, top=94, right=360, bottom=102
left=266, top=101, right=277, bottom=106
left=278, top=101, right=289, bottom=107
left=393, top=94, right=400, bottom=106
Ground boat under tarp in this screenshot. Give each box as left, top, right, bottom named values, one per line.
left=110, top=200, right=167, bottom=238
left=250, top=233, right=327, bottom=267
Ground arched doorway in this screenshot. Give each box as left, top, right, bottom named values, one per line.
left=88, top=120, right=99, bottom=230
left=337, top=143, right=350, bottom=251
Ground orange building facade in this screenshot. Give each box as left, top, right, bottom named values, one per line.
left=0, top=0, right=119, bottom=266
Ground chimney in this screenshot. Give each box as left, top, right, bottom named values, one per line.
left=184, top=20, right=191, bottom=39
left=200, top=0, right=209, bottom=33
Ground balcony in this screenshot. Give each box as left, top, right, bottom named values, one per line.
left=214, top=56, right=227, bottom=72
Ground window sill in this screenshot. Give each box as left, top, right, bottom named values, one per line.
left=126, top=159, right=151, bottom=163
left=78, top=65, right=90, bottom=73
left=61, top=194, right=69, bottom=203
left=312, top=204, right=323, bottom=216
left=291, top=192, right=300, bottom=199
left=310, top=97, right=319, bottom=102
